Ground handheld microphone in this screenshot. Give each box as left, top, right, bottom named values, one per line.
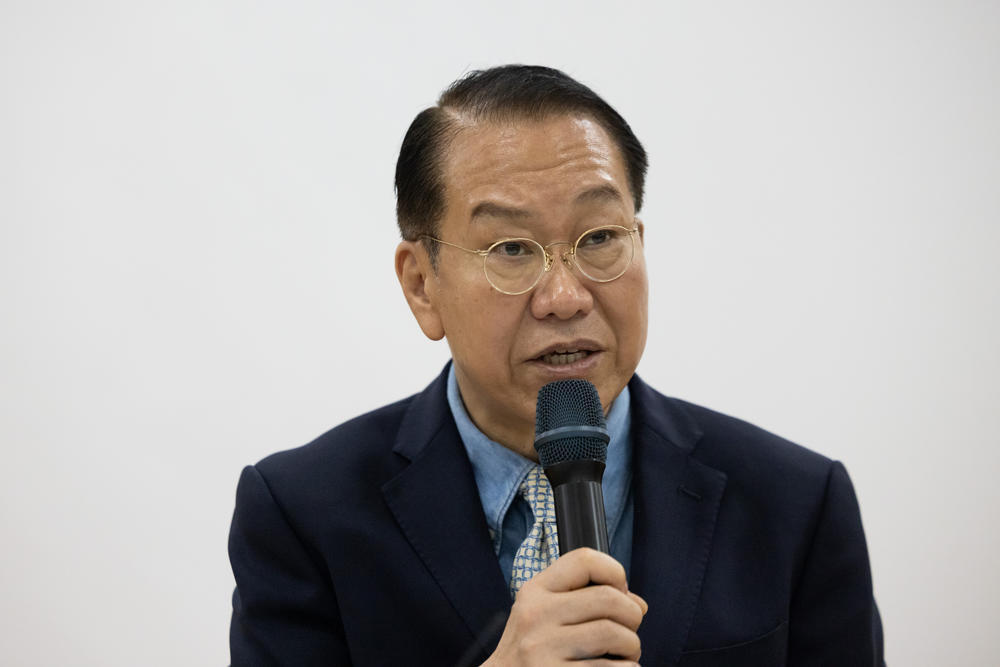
left=534, top=379, right=610, bottom=554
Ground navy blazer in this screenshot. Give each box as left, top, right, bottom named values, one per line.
left=229, top=366, right=884, bottom=665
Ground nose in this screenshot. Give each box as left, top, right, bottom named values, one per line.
left=529, top=246, right=593, bottom=320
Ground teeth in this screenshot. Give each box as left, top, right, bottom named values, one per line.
left=541, top=350, right=589, bottom=365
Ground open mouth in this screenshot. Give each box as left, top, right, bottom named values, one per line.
left=537, top=350, right=593, bottom=366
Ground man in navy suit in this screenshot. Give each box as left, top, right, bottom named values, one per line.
left=229, top=65, right=884, bottom=665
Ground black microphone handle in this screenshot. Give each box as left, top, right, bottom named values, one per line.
left=543, top=458, right=616, bottom=661
left=544, top=460, right=610, bottom=554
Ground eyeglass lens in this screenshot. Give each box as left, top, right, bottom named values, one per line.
left=484, top=226, right=635, bottom=294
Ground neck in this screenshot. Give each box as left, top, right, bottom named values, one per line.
left=462, top=401, right=538, bottom=461
left=476, top=419, right=538, bottom=461
left=451, top=371, right=539, bottom=461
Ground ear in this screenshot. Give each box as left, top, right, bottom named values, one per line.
left=636, top=218, right=645, bottom=242
left=395, top=240, right=445, bottom=341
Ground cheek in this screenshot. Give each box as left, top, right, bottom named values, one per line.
left=613, top=271, right=649, bottom=358
left=438, top=291, right=523, bottom=364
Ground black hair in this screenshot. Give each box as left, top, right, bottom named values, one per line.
left=394, top=65, right=647, bottom=263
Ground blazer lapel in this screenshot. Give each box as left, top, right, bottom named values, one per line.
left=381, top=368, right=511, bottom=662
left=629, top=376, right=728, bottom=666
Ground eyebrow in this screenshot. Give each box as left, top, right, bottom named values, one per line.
left=468, top=185, right=626, bottom=223
left=573, top=184, right=625, bottom=207
left=469, top=201, right=532, bottom=222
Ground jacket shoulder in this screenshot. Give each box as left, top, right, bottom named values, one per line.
left=674, top=397, right=834, bottom=478
left=630, top=376, right=839, bottom=509
left=251, top=393, right=416, bottom=502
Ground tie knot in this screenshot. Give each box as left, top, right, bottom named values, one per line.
left=519, top=465, right=556, bottom=525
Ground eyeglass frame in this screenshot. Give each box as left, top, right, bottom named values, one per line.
left=419, top=222, right=641, bottom=296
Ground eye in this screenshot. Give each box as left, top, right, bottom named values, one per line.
left=579, top=228, right=617, bottom=247
left=490, top=240, right=536, bottom=258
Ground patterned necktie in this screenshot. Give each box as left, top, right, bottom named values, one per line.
left=510, top=465, right=560, bottom=596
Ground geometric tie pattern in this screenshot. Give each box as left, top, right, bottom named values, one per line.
left=509, top=465, right=560, bottom=597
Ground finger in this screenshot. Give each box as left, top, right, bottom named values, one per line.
left=628, top=591, right=649, bottom=616
left=552, top=585, right=644, bottom=630
left=564, top=618, right=642, bottom=662
left=535, top=547, right=628, bottom=593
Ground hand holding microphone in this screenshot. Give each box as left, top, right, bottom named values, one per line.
left=486, top=549, right=646, bottom=666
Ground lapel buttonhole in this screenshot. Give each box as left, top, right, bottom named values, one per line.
left=678, top=485, right=703, bottom=501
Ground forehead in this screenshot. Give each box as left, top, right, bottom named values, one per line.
left=438, top=113, right=633, bottom=221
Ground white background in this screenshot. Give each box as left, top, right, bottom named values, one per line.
left=2, top=1, right=998, bottom=664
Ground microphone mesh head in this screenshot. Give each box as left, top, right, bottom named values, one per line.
left=534, top=379, right=608, bottom=467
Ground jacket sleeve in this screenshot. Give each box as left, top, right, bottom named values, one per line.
left=228, top=464, right=352, bottom=666
left=787, top=461, right=885, bottom=665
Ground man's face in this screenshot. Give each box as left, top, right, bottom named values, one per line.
left=399, top=113, right=648, bottom=456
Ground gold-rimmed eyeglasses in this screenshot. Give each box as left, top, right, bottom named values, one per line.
left=421, top=223, right=640, bottom=295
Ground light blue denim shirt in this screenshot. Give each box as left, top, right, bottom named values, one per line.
left=446, top=364, right=634, bottom=583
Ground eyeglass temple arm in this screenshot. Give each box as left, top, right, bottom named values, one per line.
left=419, top=235, right=489, bottom=257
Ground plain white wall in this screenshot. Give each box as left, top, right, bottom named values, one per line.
left=2, top=1, right=998, bottom=664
